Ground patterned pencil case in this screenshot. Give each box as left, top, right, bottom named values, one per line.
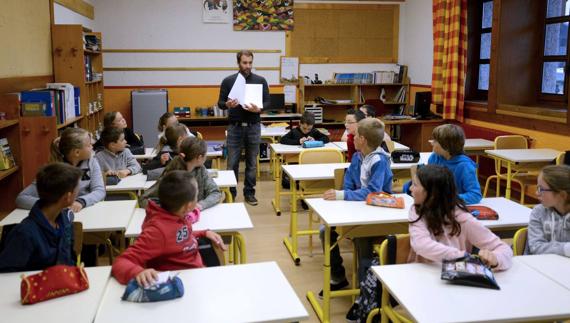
left=302, top=140, right=324, bottom=148
left=467, top=205, right=498, bottom=220
left=122, top=275, right=184, bottom=303
left=441, top=255, right=500, bottom=290
left=366, top=192, right=405, bottom=209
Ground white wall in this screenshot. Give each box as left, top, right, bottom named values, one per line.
left=53, top=0, right=95, bottom=30
left=400, top=0, right=433, bottom=85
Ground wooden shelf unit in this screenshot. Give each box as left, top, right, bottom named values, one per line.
left=0, top=97, right=22, bottom=212
left=52, top=24, right=105, bottom=135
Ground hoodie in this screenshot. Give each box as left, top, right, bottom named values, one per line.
left=0, top=202, right=75, bottom=272
left=95, top=148, right=142, bottom=176
left=338, top=147, right=393, bottom=201
left=112, top=200, right=208, bottom=284
left=279, top=127, right=330, bottom=145
left=403, top=153, right=482, bottom=205
left=527, top=204, right=570, bottom=257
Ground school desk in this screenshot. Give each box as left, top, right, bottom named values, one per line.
left=133, top=147, right=157, bottom=160
left=463, top=138, right=495, bottom=176
left=516, top=254, right=570, bottom=290
left=331, top=141, right=410, bottom=152
left=371, top=257, right=570, bottom=323
left=304, top=196, right=530, bottom=323
left=105, top=173, right=148, bottom=200
left=93, top=262, right=308, bottom=323
left=485, top=148, right=561, bottom=200
left=0, top=266, right=111, bottom=323
left=124, top=203, right=253, bottom=264
left=206, top=141, right=223, bottom=169
left=259, top=126, right=289, bottom=178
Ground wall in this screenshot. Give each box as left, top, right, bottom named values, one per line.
left=53, top=0, right=95, bottom=30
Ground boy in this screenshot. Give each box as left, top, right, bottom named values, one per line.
left=0, top=163, right=82, bottom=272
left=319, top=118, right=393, bottom=295
left=403, top=124, right=482, bottom=204
left=112, top=170, right=226, bottom=286
left=95, top=127, right=142, bottom=178
left=280, top=111, right=330, bottom=145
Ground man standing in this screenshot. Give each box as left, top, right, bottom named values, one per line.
left=218, top=50, right=270, bottom=205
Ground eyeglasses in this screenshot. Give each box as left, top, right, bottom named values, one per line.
left=536, top=185, right=554, bottom=194
left=344, top=121, right=357, bottom=125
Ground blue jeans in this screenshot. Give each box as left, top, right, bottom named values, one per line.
left=226, top=123, right=260, bottom=197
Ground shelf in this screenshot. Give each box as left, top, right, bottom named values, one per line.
left=382, top=101, right=407, bottom=105
left=361, top=83, right=406, bottom=86
left=305, top=101, right=356, bottom=106
left=0, top=119, right=19, bottom=130
left=57, top=116, right=84, bottom=129
left=305, top=83, right=356, bottom=87
left=320, top=121, right=345, bottom=125
left=84, top=49, right=101, bottom=55
left=88, top=108, right=104, bottom=116
left=85, top=79, right=103, bottom=85
left=0, top=166, right=19, bottom=182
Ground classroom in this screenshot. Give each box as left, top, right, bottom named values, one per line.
left=1, top=0, right=570, bottom=322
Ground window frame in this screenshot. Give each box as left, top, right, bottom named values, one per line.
left=466, top=0, right=493, bottom=101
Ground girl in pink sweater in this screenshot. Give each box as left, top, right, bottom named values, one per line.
left=408, top=164, right=512, bottom=270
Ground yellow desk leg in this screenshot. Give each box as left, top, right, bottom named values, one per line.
left=271, top=155, right=282, bottom=215
left=221, top=187, right=234, bottom=203
left=307, top=225, right=331, bottom=323
left=234, top=232, right=247, bottom=264
left=283, top=178, right=301, bottom=265
left=506, top=161, right=512, bottom=200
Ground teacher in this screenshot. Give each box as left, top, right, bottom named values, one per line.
left=218, top=50, right=270, bottom=206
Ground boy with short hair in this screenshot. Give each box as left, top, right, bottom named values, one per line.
left=112, top=170, right=226, bottom=286
left=280, top=111, right=329, bottom=145
left=0, top=163, right=82, bottom=272
left=319, top=118, right=393, bottom=295
left=95, top=127, right=142, bottom=178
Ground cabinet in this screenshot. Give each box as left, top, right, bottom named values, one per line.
left=52, top=25, right=104, bottom=135
left=0, top=97, right=22, bottom=214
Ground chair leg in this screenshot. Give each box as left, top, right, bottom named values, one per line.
left=105, top=239, right=114, bottom=264
left=483, top=175, right=495, bottom=198
left=496, top=176, right=501, bottom=197
left=308, top=208, right=313, bottom=257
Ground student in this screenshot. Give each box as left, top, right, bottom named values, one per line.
left=527, top=165, right=570, bottom=256
left=341, top=109, right=366, bottom=162
left=143, top=123, right=190, bottom=180
left=0, top=163, right=81, bottom=272
left=359, top=104, right=395, bottom=153
left=16, top=128, right=105, bottom=212
left=157, top=112, right=194, bottom=141
left=359, top=104, right=376, bottom=118
left=346, top=165, right=512, bottom=322
left=279, top=111, right=330, bottom=145
left=112, top=170, right=226, bottom=286
left=141, top=137, right=222, bottom=211
left=95, top=111, right=144, bottom=154
left=95, top=127, right=142, bottom=179
left=320, top=118, right=393, bottom=294
left=403, top=124, right=482, bottom=205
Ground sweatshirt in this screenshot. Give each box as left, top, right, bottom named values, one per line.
left=279, top=127, right=330, bottom=145
left=338, top=147, right=393, bottom=201
left=527, top=204, right=570, bottom=257
left=95, top=127, right=144, bottom=154
left=95, top=148, right=142, bottom=176
left=408, top=206, right=512, bottom=271
left=112, top=200, right=208, bottom=284
left=0, top=202, right=75, bottom=272
left=143, top=145, right=178, bottom=181
left=403, top=153, right=482, bottom=205
left=16, top=158, right=105, bottom=210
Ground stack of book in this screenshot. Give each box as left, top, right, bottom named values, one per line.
left=0, top=138, right=16, bottom=170
left=20, top=84, right=81, bottom=125
left=333, top=73, right=373, bottom=84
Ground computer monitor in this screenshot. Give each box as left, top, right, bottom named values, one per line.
left=268, top=93, right=285, bottom=113
left=414, top=91, right=432, bottom=119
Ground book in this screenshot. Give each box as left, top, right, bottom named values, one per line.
left=0, top=138, right=16, bottom=170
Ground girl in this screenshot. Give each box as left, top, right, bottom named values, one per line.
left=142, top=137, right=222, bottom=212
left=346, top=165, right=511, bottom=322
left=157, top=112, right=194, bottom=141
left=95, top=112, right=144, bottom=154
left=527, top=165, right=570, bottom=256
left=143, top=123, right=191, bottom=180
left=16, top=128, right=105, bottom=212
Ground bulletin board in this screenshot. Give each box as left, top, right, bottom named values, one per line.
left=289, top=3, right=400, bottom=64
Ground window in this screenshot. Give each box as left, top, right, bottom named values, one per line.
left=466, top=0, right=493, bottom=101
left=540, top=0, right=570, bottom=98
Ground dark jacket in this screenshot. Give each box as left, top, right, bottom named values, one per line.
left=279, top=127, right=330, bottom=145
left=217, top=72, right=271, bottom=123
left=0, top=202, right=75, bottom=272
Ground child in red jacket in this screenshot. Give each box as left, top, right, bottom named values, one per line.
left=112, top=170, right=226, bottom=287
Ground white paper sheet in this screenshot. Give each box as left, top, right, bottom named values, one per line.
left=244, top=84, right=263, bottom=109
left=284, top=84, right=297, bottom=104
left=228, top=73, right=246, bottom=104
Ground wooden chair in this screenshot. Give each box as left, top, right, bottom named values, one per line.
left=513, top=227, right=528, bottom=256
left=73, top=222, right=83, bottom=265
left=334, top=167, right=345, bottom=190
left=483, top=135, right=537, bottom=204
left=556, top=152, right=566, bottom=165
left=367, top=234, right=413, bottom=323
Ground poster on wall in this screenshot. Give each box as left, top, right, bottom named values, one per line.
left=233, top=0, right=294, bottom=31
left=203, top=0, right=231, bottom=23
left=280, top=56, right=299, bottom=83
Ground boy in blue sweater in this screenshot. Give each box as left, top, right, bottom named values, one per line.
left=403, top=124, right=482, bottom=204
left=0, top=163, right=81, bottom=272
left=317, top=118, right=393, bottom=296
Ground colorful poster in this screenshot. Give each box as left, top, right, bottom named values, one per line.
left=233, top=0, right=294, bottom=31
left=203, top=0, right=231, bottom=23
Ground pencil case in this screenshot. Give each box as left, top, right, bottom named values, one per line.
left=391, top=150, right=420, bottom=163
left=366, top=192, right=405, bottom=209
left=302, top=140, right=324, bottom=148
left=122, top=276, right=184, bottom=302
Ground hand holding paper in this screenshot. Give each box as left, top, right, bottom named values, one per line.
left=228, top=73, right=246, bottom=107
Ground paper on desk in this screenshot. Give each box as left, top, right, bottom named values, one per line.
left=244, top=84, right=263, bottom=109
left=228, top=73, right=246, bottom=104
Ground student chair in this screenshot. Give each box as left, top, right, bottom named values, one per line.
left=556, top=152, right=566, bottom=165
left=367, top=234, right=413, bottom=323
left=513, top=227, right=528, bottom=256
left=73, top=222, right=83, bottom=265
left=483, top=135, right=537, bottom=204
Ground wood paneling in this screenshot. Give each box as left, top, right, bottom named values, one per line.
left=54, top=0, right=94, bottom=19
left=103, top=49, right=281, bottom=53
left=20, top=117, right=57, bottom=186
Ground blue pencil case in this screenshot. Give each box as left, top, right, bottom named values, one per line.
left=122, top=276, right=184, bottom=302
left=302, top=140, right=324, bottom=148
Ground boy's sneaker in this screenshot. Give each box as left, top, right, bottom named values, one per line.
left=345, top=302, right=359, bottom=323
left=318, top=278, right=349, bottom=298
left=301, top=200, right=309, bottom=210
left=244, top=195, right=258, bottom=206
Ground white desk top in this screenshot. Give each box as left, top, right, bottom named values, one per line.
left=390, top=152, right=431, bottom=170
left=0, top=266, right=111, bottom=323
left=206, top=148, right=223, bottom=157
left=212, top=170, right=237, bottom=187
left=464, top=138, right=494, bottom=151
left=472, top=197, right=531, bottom=229
left=269, top=142, right=341, bottom=155
left=125, top=203, right=253, bottom=238
left=372, top=258, right=570, bottom=323
left=331, top=141, right=409, bottom=152
left=94, top=262, right=308, bottom=323
left=1, top=200, right=137, bottom=232
left=516, top=254, right=570, bottom=290
left=282, top=163, right=350, bottom=181
left=106, top=173, right=148, bottom=192
left=261, top=127, right=288, bottom=137
left=133, top=148, right=157, bottom=160
left=485, top=148, right=561, bottom=163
